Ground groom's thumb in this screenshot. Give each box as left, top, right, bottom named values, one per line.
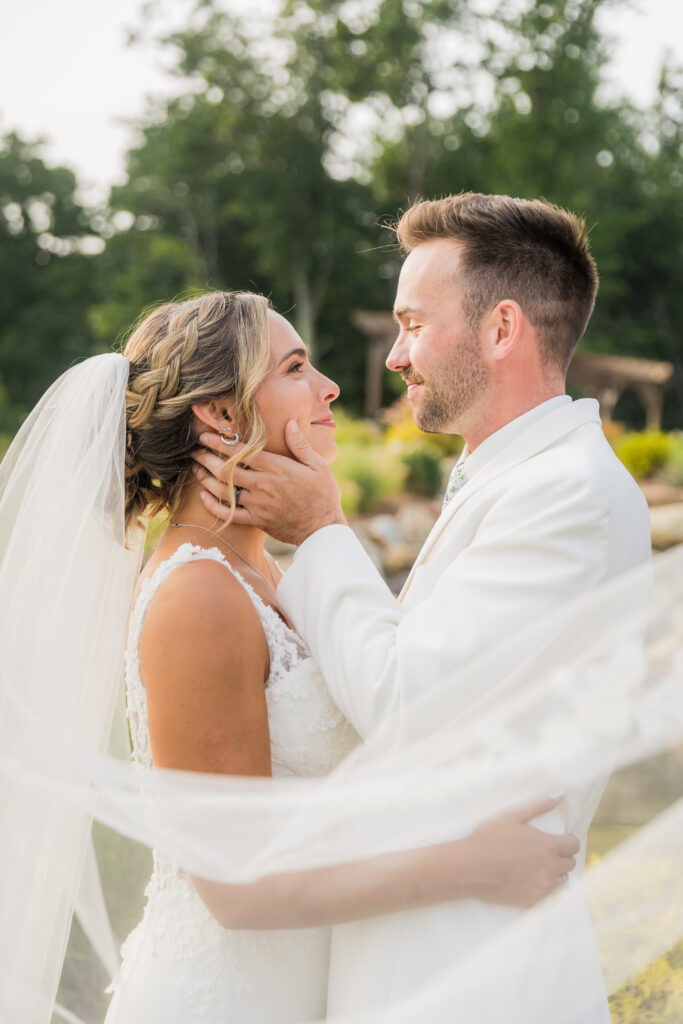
left=284, top=420, right=319, bottom=467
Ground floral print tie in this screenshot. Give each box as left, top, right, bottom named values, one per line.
left=442, top=460, right=467, bottom=512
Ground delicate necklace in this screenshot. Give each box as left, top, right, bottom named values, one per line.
left=170, top=522, right=277, bottom=590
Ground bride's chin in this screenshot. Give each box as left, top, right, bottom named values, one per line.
left=322, top=441, right=338, bottom=465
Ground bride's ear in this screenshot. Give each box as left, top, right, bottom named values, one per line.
left=191, top=398, right=238, bottom=436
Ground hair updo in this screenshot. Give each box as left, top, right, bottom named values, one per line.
left=123, top=290, right=271, bottom=533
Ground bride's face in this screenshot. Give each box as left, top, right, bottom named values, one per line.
left=254, top=311, right=340, bottom=464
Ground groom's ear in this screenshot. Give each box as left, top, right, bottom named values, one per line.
left=191, top=398, right=238, bottom=434
left=485, top=300, right=523, bottom=363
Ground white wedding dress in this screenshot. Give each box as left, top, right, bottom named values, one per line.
left=104, top=543, right=360, bottom=1024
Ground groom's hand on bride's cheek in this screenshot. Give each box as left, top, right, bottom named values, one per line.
left=192, top=421, right=346, bottom=546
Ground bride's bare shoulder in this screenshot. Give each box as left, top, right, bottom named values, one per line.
left=138, top=554, right=272, bottom=773
left=141, top=554, right=267, bottom=664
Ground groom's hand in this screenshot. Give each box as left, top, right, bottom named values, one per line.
left=192, top=421, right=346, bottom=546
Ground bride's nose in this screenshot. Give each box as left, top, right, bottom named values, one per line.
left=317, top=374, right=340, bottom=403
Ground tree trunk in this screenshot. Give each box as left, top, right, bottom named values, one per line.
left=293, top=266, right=317, bottom=359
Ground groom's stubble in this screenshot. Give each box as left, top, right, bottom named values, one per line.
left=406, top=324, right=491, bottom=434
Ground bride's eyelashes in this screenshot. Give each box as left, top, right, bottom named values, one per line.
left=287, top=361, right=305, bottom=374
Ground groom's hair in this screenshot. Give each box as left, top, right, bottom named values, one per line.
left=396, top=193, right=598, bottom=373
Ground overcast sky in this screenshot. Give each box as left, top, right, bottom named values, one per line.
left=1, top=0, right=681, bottom=204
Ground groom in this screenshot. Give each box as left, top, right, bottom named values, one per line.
left=195, top=193, right=651, bottom=1017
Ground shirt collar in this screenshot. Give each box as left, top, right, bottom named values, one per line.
left=460, top=396, right=572, bottom=479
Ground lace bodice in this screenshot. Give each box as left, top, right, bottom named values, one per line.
left=125, top=542, right=359, bottom=777
left=106, top=543, right=360, bottom=1024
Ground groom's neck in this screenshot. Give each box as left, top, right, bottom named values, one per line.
left=460, top=378, right=566, bottom=454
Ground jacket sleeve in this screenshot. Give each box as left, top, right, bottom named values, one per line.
left=276, top=471, right=610, bottom=739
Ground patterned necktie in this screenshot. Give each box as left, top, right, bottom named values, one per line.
left=442, top=459, right=467, bottom=512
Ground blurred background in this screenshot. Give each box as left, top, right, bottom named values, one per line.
left=2, top=0, right=683, bottom=544
left=3, top=2, right=683, bottom=1019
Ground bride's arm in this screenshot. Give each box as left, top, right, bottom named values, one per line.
left=142, top=558, right=577, bottom=930
left=191, top=796, right=577, bottom=929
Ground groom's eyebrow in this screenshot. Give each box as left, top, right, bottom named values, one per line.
left=392, top=305, right=426, bottom=321
left=277, top=347, right=308, bottom=366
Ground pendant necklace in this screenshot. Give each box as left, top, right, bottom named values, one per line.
left=170, top=521, right=277, bottom=591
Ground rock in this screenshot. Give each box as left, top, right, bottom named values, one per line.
left=639, top=481, right=683, bottom=507
left=364, top=513, right=404, bottom=547
left=394, top=502, right=437, bottom=545
left=649, top=502, right=683, bottom=550
left=349, top=523, right=384, bottom=571
left=381, top=541, right=422, bottom=575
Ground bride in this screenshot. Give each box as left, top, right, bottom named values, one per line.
left=102, top=291, right=577, bottom=1022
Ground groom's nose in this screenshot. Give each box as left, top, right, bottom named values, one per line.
left=386, top=332, right=410, bottom=373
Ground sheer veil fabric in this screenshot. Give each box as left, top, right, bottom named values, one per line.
left=1, top=354, right=682, bottom=1023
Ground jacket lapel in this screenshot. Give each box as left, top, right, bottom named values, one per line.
left=399, top=399, right=601, bottom=602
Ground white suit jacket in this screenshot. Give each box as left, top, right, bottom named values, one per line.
left=277, top=398, right=651, bottom=1019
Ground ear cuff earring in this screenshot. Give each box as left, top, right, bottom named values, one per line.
left=220, top=428, right=240, bottom=446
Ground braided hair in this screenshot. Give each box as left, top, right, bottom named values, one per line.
left=123, top=291, right=270, bottom=533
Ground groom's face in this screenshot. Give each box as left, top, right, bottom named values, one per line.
left=388, top=238, right=490, bottom=434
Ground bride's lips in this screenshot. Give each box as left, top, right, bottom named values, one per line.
left=311, top=418, right=336, bottom=428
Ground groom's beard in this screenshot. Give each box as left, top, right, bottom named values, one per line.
left=406, top=329, right=490, bottom=433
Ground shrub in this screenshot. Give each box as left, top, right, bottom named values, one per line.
left=602, top=419, right=626, bottom=447
left=0, top=432, right=13, bottom=462
left=663, top=434, right=683, bottom=487
left=614, top=431, right=674, bottom=480
left=333, top=407, right=382, bottom=448
left=338, top=478, right=363, bottom=517
left=609, top=941, right=683, bottom=1024
left=143, top=513, right=169, bottom=559
left=401, top=446, right=443, bottom=497
left=333, top=444, right=406, bottom=514
left=385, top=412, right=463, bottom=457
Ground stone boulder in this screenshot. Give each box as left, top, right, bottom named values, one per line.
left=381, top=541, right=422, bottom=575
left=394, top=501, right=438, bottom=545
left=363, top=513, right=404, bottom=548
left=650, top=503, right=683, bottom=550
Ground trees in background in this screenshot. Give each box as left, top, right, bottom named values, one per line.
left=1, top=0, right=681, bottom=429
left=0, top=133, right=102, bottom=430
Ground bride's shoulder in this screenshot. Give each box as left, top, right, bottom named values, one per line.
left=139, top=550, right=268, bottom=667
left=136, top=550, right=271, bottom=774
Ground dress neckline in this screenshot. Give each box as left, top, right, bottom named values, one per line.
left=136, top=542, right=305, bottom=650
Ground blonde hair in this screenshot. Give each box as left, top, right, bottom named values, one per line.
left=123, top=291, right=271, bottom=533
left=396, top=193, right=598, bottom=373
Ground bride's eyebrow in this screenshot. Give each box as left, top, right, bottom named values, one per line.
left=277, top=347, right=308, bottom=366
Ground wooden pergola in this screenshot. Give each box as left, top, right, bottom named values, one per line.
left=354, top=310, right=674, bottom=429
left=566, top=352, right=674, bottom=430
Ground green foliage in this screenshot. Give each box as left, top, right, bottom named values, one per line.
left=385, top=405, right=464, bottom=457
left=143, top=513, right=170, bottom=560
left=90, top=232, right=203, bottom=348
left=614, top=431, right=675, bottom=480
left=333, top=407, right=383, bottom=448
left=0, top=132, right=102, bottom=430
left=401, top=446, right=443, bottom=497
left=3, top=0, right=683, bottom=428
left=663, top=434, right=683, bottom=487
left=609, top=942, right=683, bottom=1024
left=332, top=443, right=406, bottom=513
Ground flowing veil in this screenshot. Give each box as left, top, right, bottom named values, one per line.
left=1, top=354, right=682, bottom=1024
